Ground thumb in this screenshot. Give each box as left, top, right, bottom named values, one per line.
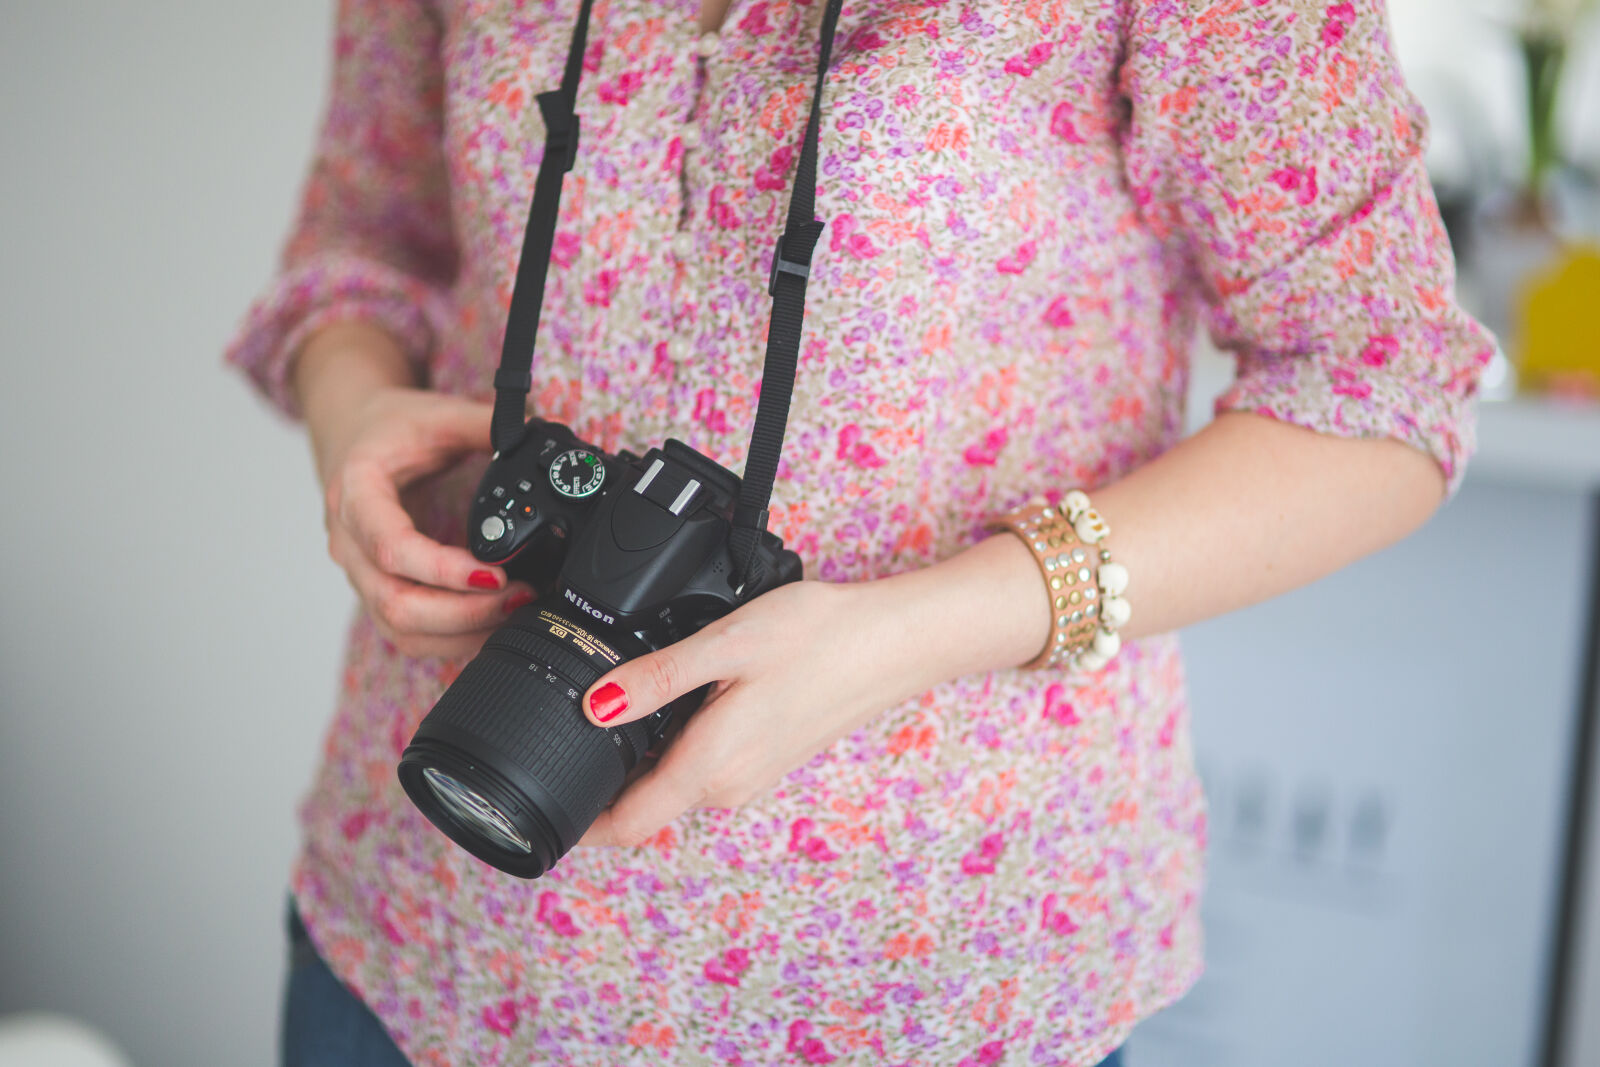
left=582, top=633, right=721, bottom=728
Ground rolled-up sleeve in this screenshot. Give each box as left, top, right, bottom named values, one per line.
left=1118, top=0, right=1496, bottom=495
left=224, top=0, right=458, bottom=420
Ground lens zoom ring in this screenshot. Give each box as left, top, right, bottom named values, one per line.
left=423, top=651, right=627, bottom=831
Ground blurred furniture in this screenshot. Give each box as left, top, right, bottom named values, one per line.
left=0, top=1014, right=132, bottom=1067
left=1120, top=346, right=1600, bottom=1067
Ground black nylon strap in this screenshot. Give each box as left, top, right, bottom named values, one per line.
left=727, top=0, right=843, bottom=589
left=491, top=0, right=596, bottom=453
left=491, top=0, right=842, bottom=587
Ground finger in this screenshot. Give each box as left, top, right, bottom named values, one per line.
left=331, top=523, right=535, bottom=639
left=576, top=745, right=707, bottom=848
left=336, top=533, right=501, bottom=659
left=340, top=463, right=507, bottom=592
left=407, top=396, right=495, bottom=460
left=581, top=627, right=732, bottom=728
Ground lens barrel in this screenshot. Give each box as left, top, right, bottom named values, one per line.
left=398, top=605, right=658, bottom=878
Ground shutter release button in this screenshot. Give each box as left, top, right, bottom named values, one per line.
left=480, top=516, right=507, bottom=541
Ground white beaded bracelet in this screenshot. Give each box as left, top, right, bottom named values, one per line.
left=1062, top=489, right=1132, bottom=671
left=987, top=489, right=1133, bottom=672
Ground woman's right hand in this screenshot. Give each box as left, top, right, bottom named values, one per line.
left=294, top=321, right=535, bottom=660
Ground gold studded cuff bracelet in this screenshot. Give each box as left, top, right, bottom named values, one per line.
left=985, top=490, right=1132, bottom=672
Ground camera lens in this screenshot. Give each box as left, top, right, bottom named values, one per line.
left=398, top=604, right=668, bottom=878
left=421, top=767, right=533, bottom=855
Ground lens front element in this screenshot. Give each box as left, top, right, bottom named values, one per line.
left=422, top=766, right=534, bottom=855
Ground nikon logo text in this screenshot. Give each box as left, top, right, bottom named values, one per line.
left=564, top=589, right=615, bottom=626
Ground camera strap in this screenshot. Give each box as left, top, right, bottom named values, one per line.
left=727, top=0, right=841, bottom=590
left=490, top=0, right=843, bottom=590
left=490, top=0, right=597, bottom=455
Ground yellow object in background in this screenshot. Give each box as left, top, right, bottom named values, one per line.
left=1516, top=245, right=1600, bottom=400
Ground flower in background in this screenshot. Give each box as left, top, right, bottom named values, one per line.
left=1519, top=0, right=1598, bottom=34
left=1509, top=0, right=1598, bottom=194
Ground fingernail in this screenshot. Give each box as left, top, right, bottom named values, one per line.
left=504, top=591, right=535, bottom=613
left=590, top=682, right=628, bottom=722
left=469, top=570, right=501, bottom=590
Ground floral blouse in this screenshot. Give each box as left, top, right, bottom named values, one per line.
left=226, top=0, right=1491, bottom=1062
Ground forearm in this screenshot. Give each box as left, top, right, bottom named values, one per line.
left=874, top=411, right=1447, bottom=682
left=1088, top=411, right=1443, bottom=640
left=291, top=319, right=421, bottom=486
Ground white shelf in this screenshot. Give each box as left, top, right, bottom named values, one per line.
left=1468, top=398, right=1600, bottom=492
left=1185, top=345, right=1600, bottom=494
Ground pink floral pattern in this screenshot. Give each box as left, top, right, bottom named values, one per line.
left=226, top=0, right=1491, bottom=1063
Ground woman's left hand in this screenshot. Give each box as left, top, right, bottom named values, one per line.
left=572, top=578, right=936, bottom=848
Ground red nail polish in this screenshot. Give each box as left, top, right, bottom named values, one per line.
left=591, top=681, right=628, bottom=722
left=504, top=591, right=534, bottom=613
left=468, top=570, right=501, bottom=590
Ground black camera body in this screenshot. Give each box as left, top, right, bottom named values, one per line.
left=397, top=418, right=803, bottom=878
left=468, top=419, right=798, bottom=643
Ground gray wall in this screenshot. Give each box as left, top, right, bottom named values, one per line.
left=2, top=3, right=1598, bottom=1067
left=0, top=4, right=347, bottom=1065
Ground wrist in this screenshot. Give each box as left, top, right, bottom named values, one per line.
left=293, top=319, right=419, bottom=485
left=985, top=491, right=1134, bottom=671
left=862, top=531, right=1052, bottom=688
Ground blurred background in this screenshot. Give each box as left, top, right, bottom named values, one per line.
left=1, top=1, right=1597, bottom=1065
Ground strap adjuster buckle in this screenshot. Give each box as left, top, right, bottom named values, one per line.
left=495, top=368, right=532, bottom=392
left=536, top=91, right=581, bottom=172
left=731, top=503, right=770, bottom=531
left=767, top=238, right=812, bottom=297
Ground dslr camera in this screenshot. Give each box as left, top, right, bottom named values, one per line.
left=397, top=419, right=802, bottom=878
left=397, top=0, right=833, bottom=879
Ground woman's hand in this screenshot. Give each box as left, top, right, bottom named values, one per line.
left=294, top=321, right=534, bottom=660
left=573, top=578, right=941, bottom=847
left=571, top=531, right=1055, bottom=848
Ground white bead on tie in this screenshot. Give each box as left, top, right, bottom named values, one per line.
left=696, top=31, right=721, bottom=57
left=1073, top=508, right=1109, bottom=544
left=1097, top=561, right=1129, bottom=597
left=1099, top=595, right=1131, bottom=629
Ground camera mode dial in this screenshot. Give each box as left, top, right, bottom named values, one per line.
left=549, top=449, right=606, bottom=499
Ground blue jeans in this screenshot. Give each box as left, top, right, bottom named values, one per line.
left=281, top=899, right=1127, bottom=1066
left=282, top=901, right=412, bottom=1067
